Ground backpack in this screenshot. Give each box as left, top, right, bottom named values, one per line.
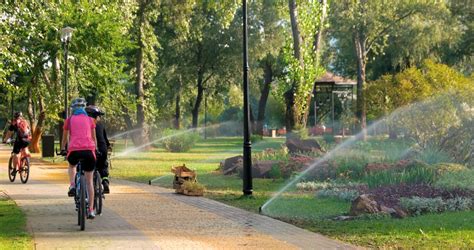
left=17, top=119, right=31, bottom=142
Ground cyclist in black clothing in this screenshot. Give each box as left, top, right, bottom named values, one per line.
left=85, top=105, right=111, bottom=193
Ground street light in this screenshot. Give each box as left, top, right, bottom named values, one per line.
left=60, top=26, right=73, bottom=119
left=59, top=27, right=73, bottom=149
left=242, top=0, right=253, bottom=196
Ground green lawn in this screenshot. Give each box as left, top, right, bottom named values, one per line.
left=0, top=195, right=31, bottom=250
left=111, top=137, right=474, bottom=248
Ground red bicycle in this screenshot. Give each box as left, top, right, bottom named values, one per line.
left=7, top=142, right=30, bottom=184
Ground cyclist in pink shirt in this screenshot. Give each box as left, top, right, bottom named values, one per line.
left=60, top=98, right=98, bottom=219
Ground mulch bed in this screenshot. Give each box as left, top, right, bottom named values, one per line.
left=367, top=184, right=474, bottom=208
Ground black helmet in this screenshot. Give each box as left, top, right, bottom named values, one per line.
left=85, top=105, right=105, bottom=118
left=70, top=98, right=87, bottom=108
left=14, top=111, right=22, bottom=119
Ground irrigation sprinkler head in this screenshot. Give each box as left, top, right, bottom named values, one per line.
left=258, top=206, right=262, bottom=214
left=148, top=180, right=151, bottom=185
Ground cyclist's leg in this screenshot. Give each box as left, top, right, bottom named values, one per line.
left=81, top=151, right=96, bottom=216
left=97, top=149, right=110, bottom=192
left=67, top=152, right=80, bottom=195
left=12, top=141, right=22, bottom=170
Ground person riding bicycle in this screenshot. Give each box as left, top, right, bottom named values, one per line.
left=85, top=105, right=111, bottom=194
left=61, top=98, right=98, bottom=219
left=3, top=112, right=31, bottom=176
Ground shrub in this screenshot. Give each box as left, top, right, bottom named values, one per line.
left=161, top=129, right=200, bottom=152
left=253, top=147, right=289, bottom=162
left=365, top=164, right=437, bottom=188
left=334, top=154, right=369, bottom=180
left=435, top=169, right=474, bottom=190
left=400, top=196, right=473, bottom=216
left=250, top=134, right=263, bottom=143
left=323, top=133, right=335, bottom=144
left=431, top=163, right=467, bottom=175
left=316, top=188, right=360, bottom=202
left=269, top=163, right=283, bottom=179
left=415, top=147, right=453, bottom=165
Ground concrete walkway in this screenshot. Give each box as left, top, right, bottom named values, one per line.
left=0, top=146, right=354, bottom=249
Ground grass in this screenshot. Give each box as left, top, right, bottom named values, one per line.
left=110, top=136, right=474, bottom=248
left=0, top=195, right=31, bottom=250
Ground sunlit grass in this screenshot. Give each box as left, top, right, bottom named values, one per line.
left=110, top=136, right=474, bottom=248
left=0, top=196, right=32, bottom=250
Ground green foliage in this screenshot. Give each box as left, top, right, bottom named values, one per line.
left=0, top=197, right=31, bottom=249
left=364, top=164, right=437, bottom=188
left=160, top=129, right=200, bottom=152
left=253, top=148, right=289, bottom=162
left=435, top=169, right=474, bottom=190
left=323, top=133, right=335, bottom=144
left=250, top=134, right=263, bottom=143
left=334, top=154, right=369, bottom=180
left=316, top=188, right=360, bottom=202
left=400, top=197, right=472, bottom=216
left=269, top=163, right=282, bottom=179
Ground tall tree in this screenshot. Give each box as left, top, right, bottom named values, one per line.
left=328, top=0, right=451, bottom=138
left=283, top=0, right=326, bottom=132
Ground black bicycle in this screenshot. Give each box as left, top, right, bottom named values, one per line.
left=59, top=150, right=103, bottom=231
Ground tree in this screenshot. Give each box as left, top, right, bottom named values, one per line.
left=283, top=0, right=327, bottom=132
left=328, top=0, right=451, bottom=138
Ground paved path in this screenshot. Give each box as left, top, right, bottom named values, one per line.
left=0, top=146, right=354, bottom=249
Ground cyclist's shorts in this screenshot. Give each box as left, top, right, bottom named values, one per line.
left=67, top=150, right=96, bottom=171
left=13, top=140, right=30, bottom=154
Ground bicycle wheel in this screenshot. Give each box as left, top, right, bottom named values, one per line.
left=19, top=158, right=30, bottom=184
left=94, top=172, right=103, bottom=215
left=79, top=175, right=86, bottom=231
left=8, top=156, right=16, bottom=182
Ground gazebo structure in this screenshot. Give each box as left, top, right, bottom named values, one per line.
left=313, top=72, right=356, bottom=135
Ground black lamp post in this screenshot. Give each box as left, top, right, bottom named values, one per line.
left=60, top=26, right=73, bottom=119
left=59, top=27, right=73, bottom=149
left=242, top=0, right=253, bottom=196
left=204, top=89, right=208, bottom=139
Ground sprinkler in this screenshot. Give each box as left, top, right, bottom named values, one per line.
left=148, top=180, right=151, bottom=185
left=258, top=206, right=262, bottom=214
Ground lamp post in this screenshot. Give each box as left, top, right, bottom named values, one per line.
left=242, top=0, right=253, bottom=196
left=59, top=27, right=73, bottom=149
left=60, top=26, right=73, bottom=119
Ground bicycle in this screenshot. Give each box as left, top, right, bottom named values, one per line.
left=7, top=141, right=30, bottom=184
left=58, top=150, right=103, bottom=231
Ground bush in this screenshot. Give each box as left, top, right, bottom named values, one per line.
left=316, top=188, right=360, bottom=202
left=365, top=164, right=437, bottom=188
left=250, top=134, right=263, bottom=143
left=161, top=129, right=200, bottom=152
left=400, top=196, right=473, bottom=216
left=431, top=163, right=467, bottom=175
left=415, top=147, right=453, bottom=165
left=323, top=133, right=335, bottom=144
left=334, top=154, right=369, bottom=180
left=435, top=169, right=474, bottom=190
left=253, top=147, right=289, bottom=162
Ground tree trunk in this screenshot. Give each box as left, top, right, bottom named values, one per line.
left=256, top=60, right=273, bottom=136
left=287, top=0, right=304, bottom=132
left=354, top=31, right=367, bottom=139
left=288, top=0, right=303, bottom=66
left=284, top=87, right=296, bottom=132
left=134, top=0, right=150, bottom=147
left=174, top=89, right=181, bottom=129
left=192, top=70, right=204, bottom=128
left=30, top=97, right=45, bottom=153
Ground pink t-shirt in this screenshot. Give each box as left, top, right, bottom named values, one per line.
left=63, top=114, right=96, bottom=152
